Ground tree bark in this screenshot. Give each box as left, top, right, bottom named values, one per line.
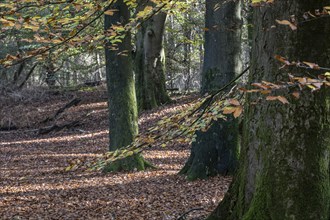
left=135, top=1, right=171, bottom=111
left=179, top=0, right=242, bottom=180
left=104, top=0, right=148, bottom=172
left=208, top=1, right=330, bottom=219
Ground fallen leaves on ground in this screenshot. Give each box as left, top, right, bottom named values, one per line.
left=0, top=89, right=231, bottom=219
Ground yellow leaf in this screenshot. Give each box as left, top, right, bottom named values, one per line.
left=69, top=29, right=77, bottom=37
left=260, top=90, right=271, bottom=94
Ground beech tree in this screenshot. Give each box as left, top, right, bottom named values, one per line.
left=134, top=0, right=171, bottom=110
left=208, top=1, right=330, bottom=219
left=179, top=0, right=242, bottom=180
left=103, top=0, right=149, bottom=171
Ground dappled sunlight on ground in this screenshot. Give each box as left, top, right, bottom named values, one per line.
left=0, top=91, right=231, bottom=219
left=0, top=130, right=108, bottom=146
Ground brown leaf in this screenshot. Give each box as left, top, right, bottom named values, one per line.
left=266, top=96, right=278, bottom=101
left=292, top=91, right=300, bottom=99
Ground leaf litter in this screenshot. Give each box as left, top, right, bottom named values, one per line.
left=0, top=89, right=231, bottom=220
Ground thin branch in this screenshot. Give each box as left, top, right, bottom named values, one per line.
left=1, top=0, right=115, bottom=69
left=176, top=208, right=204, bottom=220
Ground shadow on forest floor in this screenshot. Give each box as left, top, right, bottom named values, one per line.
left=0, top=90, right=231, bottom=220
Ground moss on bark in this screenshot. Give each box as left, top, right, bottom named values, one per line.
left=103, top=154, right=155, bottom=172
left=104, top=0, right=151, bottom=172
left=180, top=0, right=242, bottom=181
left=180, top=118, right=239, bottom=181
left=207, top=0, right=330, bottom=219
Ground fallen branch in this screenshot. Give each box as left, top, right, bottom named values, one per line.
left=0, top=125, right=18, bottom=131
left=41, top=97, right=81, bottom=123
left=38, top=120, right=81, bottom=135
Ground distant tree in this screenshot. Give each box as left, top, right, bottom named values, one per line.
left=103, top=0, right=149, bottom=172
left=208, top=1, right=330, bottom=219
left=179, top=0, right=242, bottom=180
left=134, top=0, right=171, bottom=110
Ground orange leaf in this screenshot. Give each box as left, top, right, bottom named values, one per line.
left=104, top=9, right=118, bottom=16
left=274, top=55, right=291, bottom=65
left=275, top=19, right=297, bottom=30
left=277, top=96, right=289, bottom=104
left=223, top=107, right=236, bottom=114
left=266, top=96, right=289, bottom=104
left=228, top=99, right=240, bottom=106
left=233, top=106, right=243, bottom=118
left=292, top=91, right=300, bottom=99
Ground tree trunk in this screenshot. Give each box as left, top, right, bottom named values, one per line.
left=208, top=1, right=330, bottom=219
left=104, top=0, right=148, bottom=172
left=135, top=1, right=171, bottom=111
left=179, top=0, right=242, bottom=180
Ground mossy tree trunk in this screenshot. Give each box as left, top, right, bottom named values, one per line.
left=179, top=0, right=242, bottom=180
left=134, top=0, right=171, bottom=111
left=208, top=1, right=330, bottom=219
left=104, top=0, right=148, bottom=172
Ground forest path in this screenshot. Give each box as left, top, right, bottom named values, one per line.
left=0, top=89, right=231, bottom=220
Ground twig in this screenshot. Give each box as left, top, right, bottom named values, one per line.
left=176, top=208, right=204, bottom=220
left=2, top=0, right=115, bottom=68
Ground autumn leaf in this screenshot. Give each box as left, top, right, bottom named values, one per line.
left=274, top=55, right=291, bottom=65
left=277, top=96, right=289, bottom=104
left=266, top=96, right=289, bottom=104
left=260, top=90, right=271, bottom=94
left=228, top=99, right=240, bottom=106
left=251, top=83, right=269, bottom=90
left=303, top=61, right=320, bottom=70
left=233, top=106, right=243, bottom=118
left=223, top=107, right=236, bottom=114
left=292, top=91, right=300, bottom=99
left=275, top=19, right=297, bottom=30
left=104, top=9, right=118, bottom=16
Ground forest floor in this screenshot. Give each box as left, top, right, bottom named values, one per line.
left=0, top=87, right=231, bottom=220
